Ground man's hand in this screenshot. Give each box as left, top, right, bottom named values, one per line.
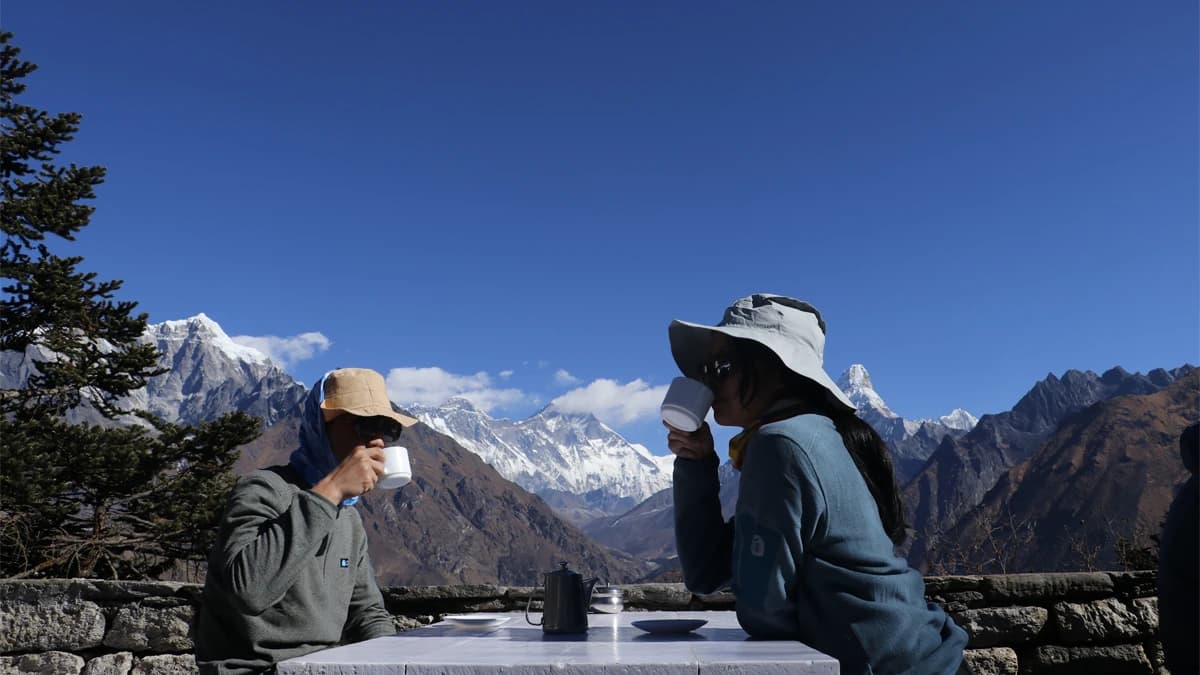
left=312, top=446, right=386, bottom=504
left=665, top=420, right=715, bottom=461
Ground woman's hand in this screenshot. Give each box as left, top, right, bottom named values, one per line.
left=664, top=421, right=715, bottom=461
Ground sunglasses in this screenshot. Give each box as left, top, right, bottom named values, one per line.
left=699, top=356, right=737, bottom=384
left=353, top=416, right=404, bottom=444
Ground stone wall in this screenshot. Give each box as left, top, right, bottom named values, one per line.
left=0, top=572, right=1167, bottom=675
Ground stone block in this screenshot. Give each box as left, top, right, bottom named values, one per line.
left=688, top=591, right=735, bottom=610
left=1144, top=639, right=1165, bottom=671
left=1032, top=644, right=1152, bottom=674
left=130, top=655, right=195, bottom=675
left=77, top=581, right=188, bottom=604
left=0, top=599, right=105, bottom=652
left=82, top=653, right=134, bottom=675
left=0, top=651, right=85, bottom=674
left=382, top=585, right=509, bottom=614
left=104, top=605, right=194, bottom=652
left=953, top=606, right=1048, bottom=647
left=935, top=591, right=986, bottom=612
left=961, top=647, right=1018, bottom=675
left=384, top=584, right=506, bottom=601
left=984, top=573, right=1113, bottom=604
left=926, top=575, right=986, bottom=594
left=1109, top=571, right=1157, bottom=599
left=1131, top=597, right=1158, bottom=634
left=1054, top=598, right=1143, bottom=644
left=618, top=584, right=692, bottom=609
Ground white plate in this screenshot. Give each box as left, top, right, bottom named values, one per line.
left=442, top=614, right=511, bottom=628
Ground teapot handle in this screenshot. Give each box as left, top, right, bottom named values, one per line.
left=525, top=589, right=543, bottom=626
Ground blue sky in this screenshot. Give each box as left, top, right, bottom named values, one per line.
left=5, top=1, right=1197, bottom=453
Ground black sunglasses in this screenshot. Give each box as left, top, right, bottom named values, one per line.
left=699, top=356, right=737, bottom=384
left=353, top=416, right=404, bottom=444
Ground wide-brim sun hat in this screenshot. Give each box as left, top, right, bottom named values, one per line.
left=668, top=293, right=855, bottom=411
left=319, top=367, right=419, bottom=428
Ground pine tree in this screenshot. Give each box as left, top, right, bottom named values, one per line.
left=0, top=31, right=260, bottom=579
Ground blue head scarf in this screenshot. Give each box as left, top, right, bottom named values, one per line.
left=290, top=372, right=359, bottom=507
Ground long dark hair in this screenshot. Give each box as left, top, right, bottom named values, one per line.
left=732, top=339, right=908, bottom=545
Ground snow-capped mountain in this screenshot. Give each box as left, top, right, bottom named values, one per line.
left=937, top=407, right=979, bottom=431
left=837, top=364, right=977, bottom=480
left=409, top=397, right=674, bottom=523
left=0, top=314, right=306, bottom=427
left=130, top=314, right=306, bottom=426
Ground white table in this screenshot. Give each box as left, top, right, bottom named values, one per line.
left=278, top=610, right=839, bottom=674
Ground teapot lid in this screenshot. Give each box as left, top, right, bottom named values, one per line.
left=547, top=561, right=577, bottom=577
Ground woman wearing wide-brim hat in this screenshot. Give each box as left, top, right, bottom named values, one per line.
left=666, top=294, right=967, bottom=675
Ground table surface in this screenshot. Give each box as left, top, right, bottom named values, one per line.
left=277, top=610, right=839, bottom=674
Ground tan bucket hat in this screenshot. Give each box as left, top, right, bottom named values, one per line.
left=319, top=367, right=418, bottom=427
left=668, top=294, right=855, bottom=411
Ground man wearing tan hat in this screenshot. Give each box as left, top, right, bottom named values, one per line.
left=196, top=368, right=418, bottom=675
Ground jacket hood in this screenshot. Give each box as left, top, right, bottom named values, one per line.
left=290, top=372, right=359, bottom=507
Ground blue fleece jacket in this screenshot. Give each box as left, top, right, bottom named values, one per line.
left=673, top=413, right=967, bottom=675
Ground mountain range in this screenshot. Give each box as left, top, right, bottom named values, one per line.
left=902, top=364, right=1195, bottom=570
left=236, top=410, right=647, bottom=586
left=837, top=364, right=977, bottom=481
left=932, top=371, right=1197, bottom=573
left=407, top=398, right=674, bottom=526
left=6, top=312, right=1193, bottom=581
left=0, top=315, right=646, bottom=585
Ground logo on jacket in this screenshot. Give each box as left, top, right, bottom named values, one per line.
left=340, top=558, right=349, bottom=568
left=750, top=535, right=765, bottom=557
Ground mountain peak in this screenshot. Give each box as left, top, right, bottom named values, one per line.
left=442, top=396, right=481, bottom=411
left=939, top=408, right=979, bottom=431
left=150, top=314, right=269, bottom=365
left=843, top=363, right=873, bottom=390
left=539, top=402, right=599, bottom=423
left=837, top=364, right=896, bottom=419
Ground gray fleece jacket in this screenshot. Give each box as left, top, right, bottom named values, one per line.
left=195, top=379, right=394, bottom=674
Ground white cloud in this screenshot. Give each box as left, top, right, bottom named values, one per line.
left=554, top=369, right=581, bottom=386
left=550, top=378, right=668, bottom=426
left=499, top=370, right=514, bottom=379
left=229, top=332, right=331, bottom=367
left=385, top=367, right=524, bottom=412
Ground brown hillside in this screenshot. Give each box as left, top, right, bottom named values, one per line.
left=931, top=371, right=1198, bottom=573
left=235, top=416, right=646, bottom=586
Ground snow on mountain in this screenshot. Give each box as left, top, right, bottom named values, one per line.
left=837, top=364, right=976, bottom=438
left=840, top=363, right=899, bottom=418
left=0, top=314, right=305, bottom=427
left=127, top=314, right=306, bottom=426
left=836, top=364, right=977, bottom=480
left=408, top=397, right=673, bottom=518
left=938, top=408, right=979, bottom=431
left=153, top=314, right=269, bottom=366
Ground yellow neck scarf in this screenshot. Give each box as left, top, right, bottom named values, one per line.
left=728, top=402, right=810, bottom=470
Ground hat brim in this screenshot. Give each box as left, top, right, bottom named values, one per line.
left=321, top=402, right=420, bottom=428
left=668, top=319, right=855, bottom=412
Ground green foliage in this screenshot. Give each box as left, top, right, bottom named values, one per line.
left=0, top=31, right=261, bottom=579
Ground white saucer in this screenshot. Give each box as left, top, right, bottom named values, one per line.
left=442, top=614, right=510, bottom=629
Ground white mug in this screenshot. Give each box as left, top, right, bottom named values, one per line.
left=378, top=446, right=412, bottom=490
left=660, top=377, right=714, bottom=433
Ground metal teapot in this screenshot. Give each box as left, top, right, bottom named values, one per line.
left=525, top=561, right=599, bottom=634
